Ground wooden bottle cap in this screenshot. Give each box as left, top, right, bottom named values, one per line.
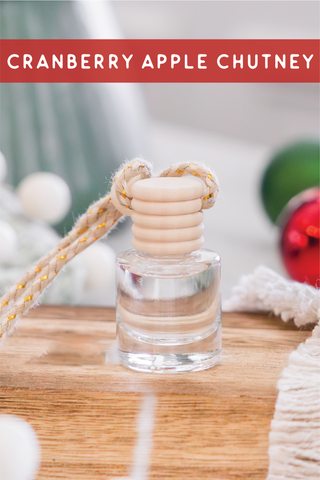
left=130, top=177, right=205, bottom=256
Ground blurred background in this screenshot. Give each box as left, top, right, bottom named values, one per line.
left=0, top=0, right=319, bottom=306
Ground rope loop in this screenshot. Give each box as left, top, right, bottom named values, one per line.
left=112, top=159, right=153, bottom=212
left=160, top=162, right=219, bottom=209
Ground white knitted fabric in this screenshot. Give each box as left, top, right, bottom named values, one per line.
left=224, top=266, right=320, bottom=480
left=224, top=266, right=320, bottom=327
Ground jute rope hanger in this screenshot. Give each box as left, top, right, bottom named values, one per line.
left=0, top=159, right=219, bottom=340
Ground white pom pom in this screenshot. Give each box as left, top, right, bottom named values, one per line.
left=79, top=242, right=116, bottom=290
left=17, top=172, right=71, bottom=224
left=0, top=415, right=40, bottom=480
left=0, top=151, right=7, bottom=183
left=0, top=219, right=18, bottom=265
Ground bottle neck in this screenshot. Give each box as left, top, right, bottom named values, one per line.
left=132, top=248, right=203, bottom=260
left=131, top=249, right=203, bottom=265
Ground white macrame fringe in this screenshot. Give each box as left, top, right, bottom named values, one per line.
left=224, top=265, right=320, bottom=328
left=267, top=325, right=320, bottom=480
left=225, top=266, right=320, bottom=480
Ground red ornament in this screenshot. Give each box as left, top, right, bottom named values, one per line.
left=280, top=188, right=320, bottom=287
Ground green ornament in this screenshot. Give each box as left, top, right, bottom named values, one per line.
left=261, top=140, right=320, bottom=223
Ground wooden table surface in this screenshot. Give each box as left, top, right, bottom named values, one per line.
left=0, top=306, right=311, bottom=480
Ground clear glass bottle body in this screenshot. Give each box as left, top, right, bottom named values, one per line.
left=115, top=248, right=221, bottom=373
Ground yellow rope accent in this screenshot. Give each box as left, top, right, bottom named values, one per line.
left=160, top=162, right=219, bottom=209
left=8, top=315, right=16, bottom=321
left=79, top=238, right=87, bottom=243
left=188, top=163, right=199, bottom=177
left=97, top=222, right=106, bottom=229
left=1, top=301, right=8, bottom=307
left=77, top=227, right=89, bottom=235
left=35, top=267, right=42, bottom=273
left=24, top=295, right=33, bottom=302
left=56, top=255, right=67, bottom=261
left=203, top=193, right=214, bottom=200
left=122, top=189, right=126, bottom=199
left=88, top=203, right=109, bottom=214
left=16, top=284, right=26, bottom=290
left=40, top=275, right=48, bottom=281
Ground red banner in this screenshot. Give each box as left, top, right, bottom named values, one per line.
left=0, top=39, right=318, bottom=83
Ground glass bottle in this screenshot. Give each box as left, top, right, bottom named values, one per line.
left=114, top=176, right=221, bottom=373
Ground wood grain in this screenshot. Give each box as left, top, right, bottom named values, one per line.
left=0, top=306, right=311, bottom=479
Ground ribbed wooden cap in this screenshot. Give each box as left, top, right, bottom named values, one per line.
left=130, top=177, right=205, bottom=255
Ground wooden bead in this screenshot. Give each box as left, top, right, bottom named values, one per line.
left=131, top=198, right=202, bottom=216
left=131, top=177, right=204, bottom=202
left=132, top=237, right=204, bottom=256
left=131, top=211, right=204, bottom=229
left=132, top=224, right=204, bottom=243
